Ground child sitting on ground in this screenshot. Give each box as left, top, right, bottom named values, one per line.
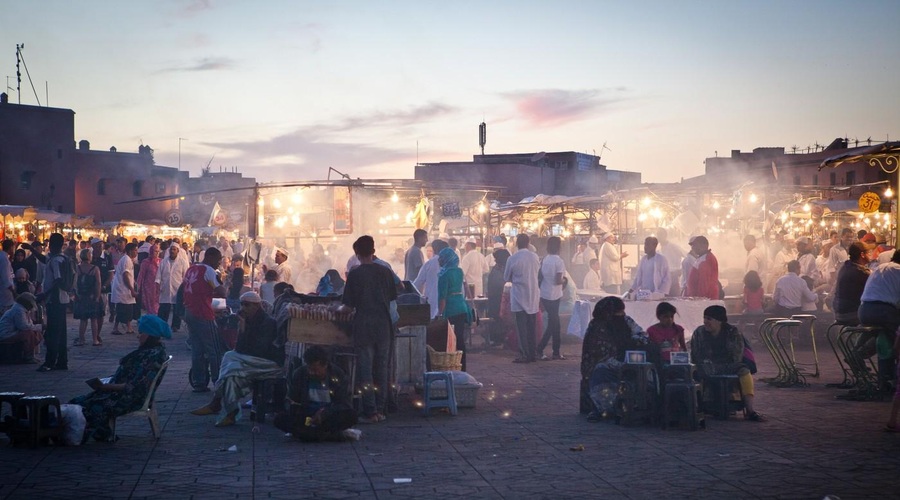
left=742, top=270, right=765, bottom=314
left=646, top=301, right=686, bottom=363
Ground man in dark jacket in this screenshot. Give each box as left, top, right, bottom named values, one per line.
left=832, top=242, right=872, bottom=325
left=275, top=345, right=357, bottom=441
left=190, top=291, right=283, bottom=427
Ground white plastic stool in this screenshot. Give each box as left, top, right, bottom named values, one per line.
left=422, top=371, right=458, bottom=416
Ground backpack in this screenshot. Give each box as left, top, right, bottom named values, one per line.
left=54, top=254, right=76, bottom=294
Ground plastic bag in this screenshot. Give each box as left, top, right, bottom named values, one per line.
left=59, top=404, right=86, bottom=446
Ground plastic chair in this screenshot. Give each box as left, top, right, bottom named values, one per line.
left=422, top=371, right=457, bottom=416
left=108, top=355, right=172, bottom=441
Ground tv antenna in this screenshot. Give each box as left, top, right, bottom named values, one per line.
left=598, top=141, right=611, bottom=161
left=15, top=44, right=41, bottom=106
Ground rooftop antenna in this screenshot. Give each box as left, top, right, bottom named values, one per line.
left=15, top=44, right=41, bottom=106
left=598, top=141, right=611, bottom=161
left=478, top=121, right=486, bottom=155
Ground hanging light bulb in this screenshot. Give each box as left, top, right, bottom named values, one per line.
left=478, top=202, right=487, bottom=214
left=391, top=191, right=399, bottom=203
left=749, top=193, right=758, bottom=203
left=886, top=187, right=894, bottom=198
left=712, top=201, right=720, bottom=210
left=803, top=203, right=810, bottom=212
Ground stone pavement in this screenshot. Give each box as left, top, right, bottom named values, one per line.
left=0, top=317, right=898, bottom=499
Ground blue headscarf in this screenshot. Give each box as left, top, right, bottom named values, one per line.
left=138, top=315, right=172, bottom=339
left=438, top=247, right=459, bottom=277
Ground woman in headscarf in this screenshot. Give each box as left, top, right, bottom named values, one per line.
left=70, top=315, right=170, bottom=442
left=690, top=305, right=764, bottom=421
left=136, top=243, right=161, bottom=315
left=437, top=246, right=473, bottom=371
left=486, top=248, right=510, bottom=346
left=315, top=269, right=345, bottom=296
left=580, top=296, right=647, bottom=420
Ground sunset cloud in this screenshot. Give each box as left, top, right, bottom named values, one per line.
left=329, top=102, right=457, bottom=132
left=504, top=88, right=631, bottom=126
left=158, top=57, right=236, bottom=73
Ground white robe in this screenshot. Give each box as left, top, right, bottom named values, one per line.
left=599, top=241, right=623, bottom=286
left=582, top=268, right=602, bottom=291
left=413, top=256, right=442, bottom=319
left=460, top=249, right=488, bottom=297
left=156, top=255, right=188, bottom=304
left=504, top=249, right=540, bottom=314
left=631, top=254, right=671, bottom=294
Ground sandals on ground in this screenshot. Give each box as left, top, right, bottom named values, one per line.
left=884, top=424, right=900, bottom=433
left=746, top=411, right=766, bottom=422
left=73, top=339, right=85, bottom=346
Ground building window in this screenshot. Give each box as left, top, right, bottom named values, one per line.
left=97, top=179, right=106, bottom=195
left=793, top=176, right=801, bottom=186
left=846, top=171, right=856, bottom=186
left=830, top=172, right=836, bottom=186
left=133, top=181, right=143, bottom=197
left=20, top=171, right=35, bottom=190
left=156, top=182, right=166, bottom=194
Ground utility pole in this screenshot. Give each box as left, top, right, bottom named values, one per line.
left=178, top=137, right=188, bottom=170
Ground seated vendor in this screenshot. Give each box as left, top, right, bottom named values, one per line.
left=70, top=315, right=170, bottom=442
left=646, top=301, right=687, bottom=363
left=274, top=345, right=358, bottom=441
left=191, top=291, right=284, bottom=427
left=580, top=296, right=648, bottom=421
left=0, top=293, right=43, bottom=363
left=690, top=305, right=765, bottom=422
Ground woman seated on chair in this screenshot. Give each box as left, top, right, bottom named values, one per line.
left=70, top=315, right=170, bottom=442
left=580, top=296, right=648, bottom=421
left=690, top=305, right=764, bottom=422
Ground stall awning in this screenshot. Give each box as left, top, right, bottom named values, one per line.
left=0, top=205, right=31, bottom=218
left=819, top=142, right=900, bottom=171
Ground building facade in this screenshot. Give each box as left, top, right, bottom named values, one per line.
left=704, top=138, right=890, bottom=190
left=0, top=94, right=255, bottom=232
left=415, top=151, right=640, bottom=201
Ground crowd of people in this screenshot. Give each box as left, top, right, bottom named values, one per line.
left=1, top=222, right=899, bottom=439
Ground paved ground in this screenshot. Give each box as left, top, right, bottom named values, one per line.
left=0, top=317, right=898, bottom=499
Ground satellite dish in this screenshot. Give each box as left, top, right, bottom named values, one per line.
left=531, top=152, right=546, bottom=162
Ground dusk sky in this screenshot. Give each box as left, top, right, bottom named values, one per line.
left=3, top=0, right=899, bottom=184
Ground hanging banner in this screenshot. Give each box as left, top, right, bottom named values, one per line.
left=333, top=186, right=352, bottom=234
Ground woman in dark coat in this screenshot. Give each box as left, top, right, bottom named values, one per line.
left=579, top=296, right=647, bottom=419
left=486, top=249, right=510, bottom=346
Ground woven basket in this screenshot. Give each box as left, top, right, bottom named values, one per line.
left=427, top=345, right=463, bottom=371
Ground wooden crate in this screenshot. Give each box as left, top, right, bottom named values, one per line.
left=287, top=318, right=353, bottom=347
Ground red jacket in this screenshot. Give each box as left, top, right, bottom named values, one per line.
left=686, top=251, right=719, bottom=300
